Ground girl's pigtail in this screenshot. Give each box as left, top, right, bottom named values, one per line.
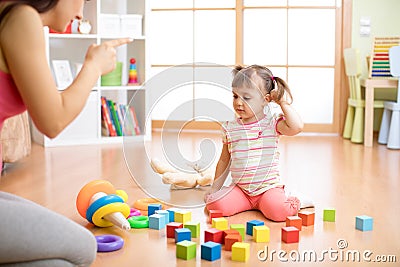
left=273, top=76, right=293, bottom=104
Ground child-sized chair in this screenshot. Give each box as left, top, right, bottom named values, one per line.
left=378, top=46, right=400, bottom=149
left=343, top=48, right=384, bottom=143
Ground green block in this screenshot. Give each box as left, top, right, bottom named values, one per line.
left=230, top=224, right=245, bottom=240
left=176, top=240, right=196, bottom=260
left=323, top=208, right=336, bottom=222
left=184, top=222, right=200, bottom=238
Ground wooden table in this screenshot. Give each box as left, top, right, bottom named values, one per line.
left=360, top=78, right=398, bottom=147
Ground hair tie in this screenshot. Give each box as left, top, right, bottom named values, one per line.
left=271, top=76, right=275, bottom=81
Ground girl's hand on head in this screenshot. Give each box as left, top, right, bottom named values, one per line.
left=269, top=89, right=289, bottom=105
left=84, top=38, right=133, bottom=76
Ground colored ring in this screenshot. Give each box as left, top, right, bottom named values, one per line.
left=116, top=190, right=128, bottom=202
left=133, top=198, right=163, bottom=211
left=86, top=194, right=124, bottom=224
left=76, top=180, right=116, bottom=218
left=128, top=208, right=141, bottom=218
left=128, top=215, right=149, bottom=228
left=96, top=235, right=124, bottom=252
left=92, top=202, right=130, bottom=227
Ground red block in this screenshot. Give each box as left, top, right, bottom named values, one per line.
left=224, top=234, right=242, bottom=251
left=204, top=228, right=224, bottom=244
left=286, top=216, right=302, bottom=230
left=281, top=226, right=299, bottom=243
left=166, top=222, right=183, bottom=238
left=298, top=211, right=315, bottom=226
left=209, top=210, right=223, bottom=224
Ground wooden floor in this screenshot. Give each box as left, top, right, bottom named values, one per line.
left=1, top=131, right=399, bottom=266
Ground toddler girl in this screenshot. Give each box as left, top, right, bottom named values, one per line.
left=205, top=65, right=311, bottom=222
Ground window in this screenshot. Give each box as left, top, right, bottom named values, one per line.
left=148, top=0, right=341, bottom=131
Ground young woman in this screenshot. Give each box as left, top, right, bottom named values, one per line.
left=0, top=1, right=131, bottom=265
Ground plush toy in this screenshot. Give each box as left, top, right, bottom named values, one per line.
left=150, top=158, right=214, bottom=189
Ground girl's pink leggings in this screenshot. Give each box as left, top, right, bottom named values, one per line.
left=206, top=185, right=300, bottom=222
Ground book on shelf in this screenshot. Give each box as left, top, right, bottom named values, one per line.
left=100, top=96, right=117, bottom=136
left=129, top=106, right=141, bottom=135
left=100, top=96, right=141, bottom=137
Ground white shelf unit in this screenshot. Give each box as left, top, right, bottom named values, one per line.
left=32, top=0, right=150, bottom=147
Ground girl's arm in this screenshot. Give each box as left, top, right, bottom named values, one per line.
left=276, top=101, right=304, bottom=136
left=209, top=144, right=231, bottom=193
left=1, top=6, right=131, bottom=138
left=268, top=89, right=303, bottom=136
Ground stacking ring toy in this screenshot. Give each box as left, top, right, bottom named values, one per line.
left=96, top=235, right=124, bottom=252
left=128, top=215, right=149, bottom=228
left=128, top=208, right=141, bottom=218
left=133, top=198, right=163, bottom=211
left=76, top=180, right=131, bottom=230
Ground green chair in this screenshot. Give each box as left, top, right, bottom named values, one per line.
left=343, top=48, right=385, bottom=143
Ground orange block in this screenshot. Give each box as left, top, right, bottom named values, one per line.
left=286, top=216, right=302, bottom=230
left=298, top=211, right=315, bottom=226
left=224, top=234, right=242, bottom=251
left=222, top=229, right=240, bottom=244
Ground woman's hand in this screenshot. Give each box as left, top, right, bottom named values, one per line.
left=84, top=38, right=133, bottom=76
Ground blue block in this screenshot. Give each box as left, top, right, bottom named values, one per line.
left=175, top=228, right=191, bottom=243
left=201, top=241, right=221, bottom=261
left=246, top=220, right=264, bottom=235
left=356, top=215, right=373, bottom=231
left=167, top=208, right=180, bottom=222
left=148, top=204, right=162, bottom=216
left=149, top=214, right=166, bottom=230
left=156, top=210, right=170, bottom=224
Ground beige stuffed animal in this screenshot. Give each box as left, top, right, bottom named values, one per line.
left=150, top=158, right=214, bottom=189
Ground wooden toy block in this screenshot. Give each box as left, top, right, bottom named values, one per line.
left=323, top=208, right=336, bottom=222
left=149, top=214, right=166, bottom=230
left=204, top=228, right=224, bottom=244
left=231, top=242, right=250, bottom=262
left=298, top=211, right=315, bottom=226
left=212, top=217, right=229, bottom=230
left=166, top=208, right=180, bottom=222
left=246, top=220, right=264, bottom=235
left=286, top=216, right=302, bottom=230
left=175, top=228, right=192, bottom=243
left=223, top=229, right=240, bottom=244
left=281, top=226, right=299, bottom=243
left=156, top=210, right=170, bottom=224
left=175, top=211, right=192, bottom=224
left=230, top=224, right=245, bottom=240
left=225, top=234, right=242, bottom=251
left=201, top=241, right=221, bottom=261
left=148, top=203, right=162, bottom=216
left=166, top=222, right=183, bottom=238
left=184, top=221, right=200, bottom=238
left=355, top=215, right=373, bottom=231
left=253, top=225, right=270, bottom=243
left=176, top=240, right=196, bottom=260
left=209, top=209, right=223, bottom=224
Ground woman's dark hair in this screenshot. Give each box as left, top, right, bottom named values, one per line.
left=232, top=65, right=293, bottom=104
left=0, top=0, right=59, bottom=22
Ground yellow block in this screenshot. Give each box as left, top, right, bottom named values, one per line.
left=212, top=217, right=228, bottom=230
left=253, top=225, right=270, bottom=243
left=232, top=242, right=250, bottom=262
left=174, top=211, right=192, bottom=223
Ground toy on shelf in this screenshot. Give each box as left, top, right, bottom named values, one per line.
left=128, top=58, right=138, bottom=85
left=76, top=180, right=131, bottom=230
